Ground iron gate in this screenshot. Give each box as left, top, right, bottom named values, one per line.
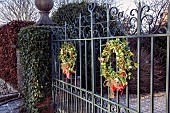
left=51, top=2, right=170, bottom=113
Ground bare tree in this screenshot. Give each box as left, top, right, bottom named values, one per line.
left=134, top=0, right=169, bottom=25
left=53, top=0, right=118, bottom=9
left=0, top=0, right=38, bottom=24
left=146, top=0, right=169, bottom=25
left=53, top=0, right=85, bottom=9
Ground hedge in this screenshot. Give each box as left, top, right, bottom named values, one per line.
left=0, top=20, right=34, bottom=88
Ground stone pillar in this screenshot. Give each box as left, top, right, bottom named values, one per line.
left=16, top=49, right=23, bottom=93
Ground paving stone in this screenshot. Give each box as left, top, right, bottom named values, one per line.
left=7, top=103, right=19, bottom=110
left=0, top=110, right=10, bottom=113
left=10, top=109, right=20, bottom=113
left=0, top=105, right=8, bottom=111
left=0, top=99, right=22, bottom=113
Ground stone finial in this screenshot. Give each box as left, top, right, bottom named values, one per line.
left=35, top=0, right=56, bottom=25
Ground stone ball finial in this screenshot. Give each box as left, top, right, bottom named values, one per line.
left=35, top=0, right=54, bottom=11
left=35, top=0, right=56, bottom=26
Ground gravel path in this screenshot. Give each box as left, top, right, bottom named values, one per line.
left=109, top=92, right=167, bottom=113
left=0, top=92, right=167, bottom=113
left=56, top=91, right=168, bottom=113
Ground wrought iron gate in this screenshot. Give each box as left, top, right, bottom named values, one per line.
left=51, top=2, right=170, bottom=113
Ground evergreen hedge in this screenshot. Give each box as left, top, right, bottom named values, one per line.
left=51, top=2, right=88, bottom=26
left=0, top=20, right=34, bottom=89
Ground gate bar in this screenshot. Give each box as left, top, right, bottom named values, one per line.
left=150, top=36, right=154, bottom=113
left=166, top=3, right=170, bottom=113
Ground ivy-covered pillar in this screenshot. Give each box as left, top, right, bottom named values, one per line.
left=17, top=1, right=56, bottom=112
left=18, top=26, right=53, bottom=113
left=17, top=0, right=56, bottom=112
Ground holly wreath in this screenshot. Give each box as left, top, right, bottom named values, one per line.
left=99, top=38, right=138, bottom=98
left=59, top=42, right=77, bottom=79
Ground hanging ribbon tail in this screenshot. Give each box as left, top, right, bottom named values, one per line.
left=120, top=91, right=123, bottom=96
left=103, top=79, right=116, bottom=98
left=109, top=90, right=115, bottom=98
left=66, top=73, right=70, bottom=79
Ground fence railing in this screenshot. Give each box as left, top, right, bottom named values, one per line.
left=51, top=2, right=170, bottom=113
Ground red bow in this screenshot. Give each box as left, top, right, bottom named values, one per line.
left=63, top=68, right=70, bottom=79
left=111, top=84, right=126, bottom=91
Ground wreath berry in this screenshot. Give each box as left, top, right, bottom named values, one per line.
left=59, top=42, right=77, bottom=79
left=99, top=38, right=138, bottom=98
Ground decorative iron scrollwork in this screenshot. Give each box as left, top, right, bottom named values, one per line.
left=51, top=2, right=168, bottom=39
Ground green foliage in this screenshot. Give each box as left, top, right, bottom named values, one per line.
left=18, top=26, right=52, bottom=113
left=51, top=2, right=88, bottom=26
left=99, top=38, right=137, bottom=87
left=59, top=42, right=77, bottom=79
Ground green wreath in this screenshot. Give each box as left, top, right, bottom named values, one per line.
left=99, top=38, right=138, bottom=98
left=59, top=42, right=77, bottom=79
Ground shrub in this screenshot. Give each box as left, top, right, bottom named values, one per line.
left=0, top=20, right=34, bottom=88
left=127, top=38, right=166, bottom=94
left=51, top=2, right=105, bottom=26
left=51, top=2, right=89, bottom=26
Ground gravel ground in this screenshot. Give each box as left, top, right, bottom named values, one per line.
left=89, top=92, right=168, bottom=113
left=0, top=77, right=21, bottom=113
left=0, top=78, right=18, bottom=95
left=56, top=91, right=168, bottom=113
left=0, top=77, right=168, bottom=113
left=0, top=91, right=168, bottom=113
left=109, top=92, right=167, bottom=113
